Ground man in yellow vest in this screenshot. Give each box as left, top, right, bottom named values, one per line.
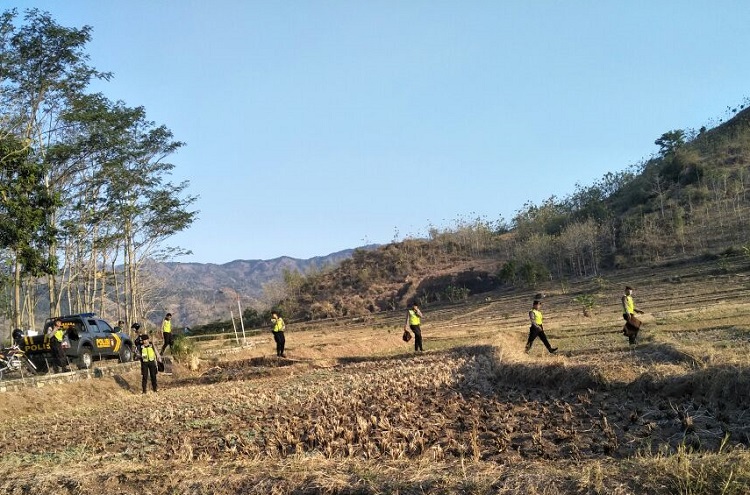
left=160, top=313, right=173, bottom=355
left=621, top=286, right=644, bottom=345
left=270, top=312, right=286, bottom=357
left=404, top=302, right=424, bottom=352
left=139, top=334, right=162, bottom=394
left=525, top=300, right=558, bottom=354
left=46, top=318, right=70, bottom=373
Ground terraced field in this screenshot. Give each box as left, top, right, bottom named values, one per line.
left=1, top=257, right=749, bottom=494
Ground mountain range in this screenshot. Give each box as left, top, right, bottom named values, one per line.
left=145, top=246, right=377, bottom=328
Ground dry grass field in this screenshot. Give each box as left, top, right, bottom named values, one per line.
left=2, top=257, right=750, bottom=494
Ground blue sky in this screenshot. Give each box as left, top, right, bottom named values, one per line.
left=9, top=1, right=750, bottom=264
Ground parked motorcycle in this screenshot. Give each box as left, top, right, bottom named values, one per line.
left=0, top=343, right=38, bottom=379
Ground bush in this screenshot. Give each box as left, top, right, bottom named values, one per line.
left=171, top=335, right=199, bottom=368
left=573, top=293, right=597, bottom=317
left=443, top=285, right=470, bottom=302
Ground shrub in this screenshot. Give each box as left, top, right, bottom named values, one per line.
left=573, top=293, right=597, bottom=317
left=171, top=335, right=199, bottom=369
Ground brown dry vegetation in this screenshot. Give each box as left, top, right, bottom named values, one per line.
left=2, top=258, right=750, bottom=494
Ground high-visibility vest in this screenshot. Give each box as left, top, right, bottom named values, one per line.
left=142, top=346, right=157, bottom=362
left=162, top=319, right=172, bottom=333
left=408, top=310, right=421, bottom=326
left=623, top=295, right=634, bottom=315
left=531, top=309, right=543, bottom=326
left=273, top=317, right=285, bottom=332
left=53, top=328, right=64, bottom=342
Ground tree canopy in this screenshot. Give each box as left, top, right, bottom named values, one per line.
left=0, top=9, right=197, bottom=332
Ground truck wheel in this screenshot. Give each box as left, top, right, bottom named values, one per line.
left=119, top=345, right=133, bottom=363
left=78, top=348, right=93, bottom=369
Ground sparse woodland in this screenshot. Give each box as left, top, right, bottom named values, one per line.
left=0, top=9, right=197, bottom=333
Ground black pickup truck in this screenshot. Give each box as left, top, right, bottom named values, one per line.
left=21, top=313, right=134, bottom=370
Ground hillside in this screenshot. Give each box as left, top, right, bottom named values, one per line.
left=142, top=247, right=377, bottom=327
left=272, top=104, right=750, bottom=321
left=126, top=103, right=750, bottom=330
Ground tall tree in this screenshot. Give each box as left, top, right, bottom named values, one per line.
left=93, top=105, right=197, bottom=325
left=0, top=137, right=56, bottom=328
left=0, top=8, right=110, bottom=317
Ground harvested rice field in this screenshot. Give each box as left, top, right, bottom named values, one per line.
left=1, top=259, right=750, bottom=494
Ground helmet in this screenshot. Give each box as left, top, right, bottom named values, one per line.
left=131, top=322, right=141, bottom=331
left=12, top=328, right=23, bottom=342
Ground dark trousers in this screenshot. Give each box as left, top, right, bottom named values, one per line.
left=410, top=324, right=423, bottom=351
left=526, top=325, right=553, bottom=352
left=161, top=332, right=174, bottom=354
left=141, top=360, right=158, bottom=393
left=50, top=339, right=68, bottom=372
left=273, top=331, right=285, bottom=356
left=623, top=313, right=639, bottom=345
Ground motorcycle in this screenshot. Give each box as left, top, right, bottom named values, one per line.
left=0, top=344, right=38, bottom=379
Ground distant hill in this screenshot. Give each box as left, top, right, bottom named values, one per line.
left=153, top=103, right=750, bottom=328
left=144, top=246, right=378, bottom=327
left=273, top=102, right=750, bottom=321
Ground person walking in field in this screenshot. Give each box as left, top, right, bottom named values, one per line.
left=405, top=301, right=424, bottom=352
left=270, top=312, right=286, bottom=357
left=622, top=286, right=645, bottom=345
left=139, top=334, right=162, bottom=394
left=160, top=313, right=174, bottom=355
left=525, top=300, right=558, bottom=354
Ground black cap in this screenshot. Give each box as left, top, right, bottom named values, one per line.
left=131, top=322, right=141, bottom=330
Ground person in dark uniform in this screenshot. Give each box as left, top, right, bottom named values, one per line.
left=160, top=313, right=174, bottom=355
left=47, top=318, right=70, bottom=373
left=405, top=302, right=425, bottom=352
left=621, top=286, right=645, bottom=345
left=113, top=320, right=125, bottom=333
left=525, top=300, right=558, bottom=354
left=270, top=312, right=286, bottom=357
left=132, top=323, right=145, bottom=359
left=139, top=334, right=161, bottom=394
left=12, top=328, right=24, bottom=347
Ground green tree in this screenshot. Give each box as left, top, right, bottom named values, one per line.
left=0, top=137, right=57, bottom=328
left=94, top=105, right=196, bottom=325
left=242, top=308, right=264, bottom=329
left=655, top=129, right=686, bottom=158
left=1, top=8, right=110, bottom=318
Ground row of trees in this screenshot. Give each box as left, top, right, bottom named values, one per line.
left=0, top=9, right=197, bottom=333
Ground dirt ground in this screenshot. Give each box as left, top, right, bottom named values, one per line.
left=1, top=260, right=750, bottom=494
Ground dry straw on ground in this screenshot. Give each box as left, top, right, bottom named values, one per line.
left=2, top=260, right=750, bottom=494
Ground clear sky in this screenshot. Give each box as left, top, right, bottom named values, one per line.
left=9, top=1, right=750, bottom=264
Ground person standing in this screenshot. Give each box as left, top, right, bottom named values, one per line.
left=622, top=286, right=645, bottom=345
left=46, top=318, right=70, bottom=373
left=270, top=312, right=286, bottom=357
left=113, top=320, right=125, bottom=334
left=405, top=302, right=424, bottom=352
left=139, top=334, right=161, bottom=394
left=128, top=321, right=141, bottom=341
left=131, top=323, right=145, bottom=359
left=525, top=300, right=558, bottom=354
left=160, top=313, right=174, bottom=355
